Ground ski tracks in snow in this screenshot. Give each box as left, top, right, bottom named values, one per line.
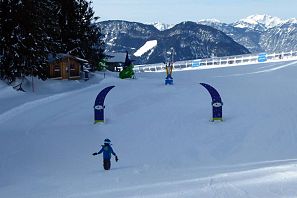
left=214, top=60, right=297, bottom=78
left=66, top=161, right=297, bottom=198
left=0, top=84, right=100, bottom=125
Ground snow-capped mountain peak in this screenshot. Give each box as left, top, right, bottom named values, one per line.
left=198, top=18, right=221, bottom=24
left=150, top=22, right=174, bottom=31
left=284, top=18, right=297, bottom=24
left=235, top=14, right=284, bottom=29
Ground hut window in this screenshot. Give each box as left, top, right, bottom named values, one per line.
left=70, top=64, right=79, bottom=76
left=53, top=65, right=61, bottom=77
left=70, top=64, right=75, bottom=70
left=54, top=65, right=60, bottom=71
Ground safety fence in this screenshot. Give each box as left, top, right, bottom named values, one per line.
left=133, top=51, right=297, bottom=73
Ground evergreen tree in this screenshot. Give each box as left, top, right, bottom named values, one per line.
left=0, top=0, right=105, bottom=83
left=97, top=58, right=108, bottom=71
left=20, top=0, right=49, bottom=80
left=36, top=0, right=61, bottom=55
left=0, top=0, right=25, bottom=82
left=74, top=0, right=105, bottom=70
left=0, top=0, right=49, bottom=82
left=54, top=0, right=105, bottom=70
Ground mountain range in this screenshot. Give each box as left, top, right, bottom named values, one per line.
left=98, top=14, right=297, bottom=64
left=198, top=14, right=297, bottom=54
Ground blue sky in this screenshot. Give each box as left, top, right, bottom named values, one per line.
left=92, top=0, right=296, bottom=24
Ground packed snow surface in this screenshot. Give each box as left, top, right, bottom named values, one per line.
left=1, top=60, right=297, bottom=197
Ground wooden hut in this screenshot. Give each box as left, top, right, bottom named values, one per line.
left=106, top=52, right=132, bottom=71
left=48, top=54, right=88, bottom=80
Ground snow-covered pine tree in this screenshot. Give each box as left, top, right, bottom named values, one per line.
left=54, top=0, right=105, bottom=70
left=0, top=0, right=105, bottom=83
left=0, top=0, right=26, bottom=82
left=35, top=0, right=61, bottom=57
left=74, top=0, right=105, bottom=70
left=20, top=0, right=49, bottom=80
left=0, top=0, right=49, bottom=82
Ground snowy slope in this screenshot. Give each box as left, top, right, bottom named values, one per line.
left=1, top=60, right=297, bottom=197
left=133, top=40, right=158, bottom=57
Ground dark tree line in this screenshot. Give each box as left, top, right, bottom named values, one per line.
left=0, top=0, right=105, bottom=83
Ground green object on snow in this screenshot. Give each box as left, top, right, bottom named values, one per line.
left=119, top=65, right=134, bottom=79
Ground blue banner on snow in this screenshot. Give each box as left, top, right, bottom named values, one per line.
left=94, top=86, right=115, bottom=123
left=200, top=83, right=223, bottom=121
left=258, top=53, right=267, bottom=63
left=192, top=60, right=201, bottom=67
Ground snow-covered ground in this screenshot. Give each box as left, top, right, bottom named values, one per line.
left=134, top=40, right=158, bottom=57
left=1, top=60, right=297, bottom=197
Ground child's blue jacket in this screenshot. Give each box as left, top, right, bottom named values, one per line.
left=98, top=144, right=116, bottom=160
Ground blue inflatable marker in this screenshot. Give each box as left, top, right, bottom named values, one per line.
left=200, top=83, right=223, bottom=121
left=94, top=86, right=115, bottom=123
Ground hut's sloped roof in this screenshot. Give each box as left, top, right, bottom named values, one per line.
left=48, top=53, right=88, bottom=63
left=106, top=52, right=127, bottom=63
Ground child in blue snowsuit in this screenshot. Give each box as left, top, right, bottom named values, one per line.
left=92, top=139, right=118, bottom=170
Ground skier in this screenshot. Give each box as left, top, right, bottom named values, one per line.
left=92, top=138, right=118, bottom=170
